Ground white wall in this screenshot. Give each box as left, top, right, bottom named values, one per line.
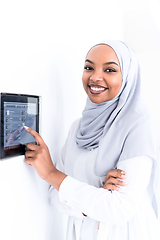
left=0, top=0, right=160, bottom=239
left=123, top=0, right=160, bottom=146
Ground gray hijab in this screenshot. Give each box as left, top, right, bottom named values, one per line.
left=76, top=40, right=158, bottom=177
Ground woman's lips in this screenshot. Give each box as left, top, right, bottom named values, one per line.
left=89, top=84, right=108, bottom=94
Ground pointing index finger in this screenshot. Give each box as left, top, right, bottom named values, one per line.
left=24, top=126, right=44, bottom=146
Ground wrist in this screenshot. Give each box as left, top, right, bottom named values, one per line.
left=46, top=168, right=67, bottom=191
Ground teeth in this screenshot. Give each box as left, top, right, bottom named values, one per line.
left=91, top=86, right=105, bottom=91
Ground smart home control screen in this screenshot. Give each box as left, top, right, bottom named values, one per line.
left=4, top=101, right=37, bottom=149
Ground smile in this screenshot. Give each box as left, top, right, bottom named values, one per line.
left=89, top=84, right=108, bottom=94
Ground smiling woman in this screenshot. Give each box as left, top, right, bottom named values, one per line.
left=82, top=44, right=122, bottom=103
left=25, top=40, right=160, bottom=240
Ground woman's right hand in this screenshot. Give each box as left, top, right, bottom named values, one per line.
left=24, top=127, right=67, bottom=190
left=103, top=169, right=126, bottom=191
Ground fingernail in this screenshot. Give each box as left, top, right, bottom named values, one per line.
left=121, top=171, right=125, bottom=175
left=24, top=126, right=29, bottom=129
left=121, top=175, right=126, bottom=179
left=122, top=181, right=127, bottom=185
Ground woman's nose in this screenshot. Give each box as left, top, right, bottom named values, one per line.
left=89, top=70, right=103, bottom=82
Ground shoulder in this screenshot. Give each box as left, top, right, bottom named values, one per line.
left=69, top=118, right=81, bottom=132
left=70, top=118, right=81, bottom=129
left=117, top=100, right=151, bottom=134
left=61, top=118, right=81, bottom=157
left=66, top=118, right=81, bottom=140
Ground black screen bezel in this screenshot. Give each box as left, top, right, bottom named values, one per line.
left=0, top=93, right=40, bottom=159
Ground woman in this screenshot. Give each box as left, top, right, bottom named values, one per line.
left=25, top=40, right=160, bottom=239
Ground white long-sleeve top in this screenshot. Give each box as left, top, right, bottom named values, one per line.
left=49, top=119, right=160, bottom=240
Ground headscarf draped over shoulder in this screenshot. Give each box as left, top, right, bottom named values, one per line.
left=76, top=40, right=157, bottom=176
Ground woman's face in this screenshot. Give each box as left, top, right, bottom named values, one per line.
left=82, top=44, right=122, bottom=104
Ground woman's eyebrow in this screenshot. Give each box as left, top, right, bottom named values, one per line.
left=85, top=59, right=94, bottom=64
left=104, top=61, right=119, bottom=66
left=85, top=59, right=119, bottom=66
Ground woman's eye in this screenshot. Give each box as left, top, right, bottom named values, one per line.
left=84, top=66, right=93, bottom=71
left=105, top=68, right=116, bottom=73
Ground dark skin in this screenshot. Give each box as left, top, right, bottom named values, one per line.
left=103, top=169, right=126, bottom=191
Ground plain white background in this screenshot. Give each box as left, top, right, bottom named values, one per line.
left=0, top=0, right=160, bottom=239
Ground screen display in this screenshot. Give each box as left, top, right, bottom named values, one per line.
left=4, top=102, right=37, bottom=148
left=0, top=93, right=40, bottom=159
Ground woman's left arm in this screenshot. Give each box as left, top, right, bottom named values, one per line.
left=58, top=156, right=152, bottom=225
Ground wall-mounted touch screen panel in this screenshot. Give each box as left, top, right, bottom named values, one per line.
left=0, top=93, right=40, bottom=159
